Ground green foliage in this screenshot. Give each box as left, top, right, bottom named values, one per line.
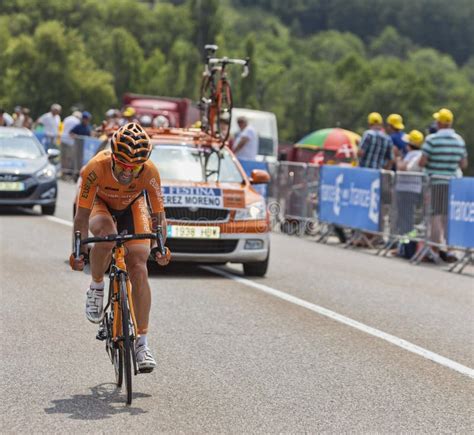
left=0, top=0, right=473, bottom=174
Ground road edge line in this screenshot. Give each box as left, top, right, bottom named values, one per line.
left=45, top=216, right=73, bottom=227
left=203, top=266, right=474, bottom=380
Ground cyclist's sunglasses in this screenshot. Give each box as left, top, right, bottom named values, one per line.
left=112, top=155, right=143, bottom=175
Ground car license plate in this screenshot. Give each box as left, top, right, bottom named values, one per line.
left=0, top=181, right=24, bottom=191
left=167, top=225, right=220, bottom=239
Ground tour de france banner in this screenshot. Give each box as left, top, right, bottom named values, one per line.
left=162, top=186, right=245, bottom=209
left=319, top=166, right=381, bottom=231
left=447, top=177, right=474, bottom=248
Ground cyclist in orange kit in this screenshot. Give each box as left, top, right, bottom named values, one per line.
left=70, top=122, right=170, bottom=372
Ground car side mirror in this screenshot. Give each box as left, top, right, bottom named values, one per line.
left=250, top=169, right=270, bottom=184
left=47, top=148, right=60, bottom=160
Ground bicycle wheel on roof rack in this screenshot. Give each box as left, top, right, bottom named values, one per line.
left=216, top=80, right=233, bottom=143
left=199, top=75, right=214, bottom=133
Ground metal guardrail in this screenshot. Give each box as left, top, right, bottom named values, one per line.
left=266, top=162, right=473, bottom=273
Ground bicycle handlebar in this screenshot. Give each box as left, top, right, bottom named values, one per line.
left=73, top=226, right=166, bottom=259
left=208, top=57, right=250, bottom=77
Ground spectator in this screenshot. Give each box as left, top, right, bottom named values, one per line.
left=419, top=108, right=468, bottom=262
left=139, top=115, right=153, bottom=128
left=21, top=108, right=33, bottom=129
left=61, top=110, right=82, bottom=146
left=232, top=116, right=259, bottom=160
left=386, top=113, right=408, bottom=157
left=396, top=130, right=424, bottom=172
left=358, top=112, right=394, bottom=169
left=35, top=103, right=62, bottom=149
left=120, top=106, right=138, bottom=125
left=70, top=111, right=93, bottom=137
left=12, top=106, right=25, bottom=128
left=0, top=108, right=14, bottom=126
left=104, top=109, right=121, bottom=130
left=153, top=115, right=170, bottom=128
left=394, top=130, right=425, bottom=236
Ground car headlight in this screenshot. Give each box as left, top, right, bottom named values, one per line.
left=235, top=200, right=267, bottom=221
left=35, top=164, right=56, bottom=181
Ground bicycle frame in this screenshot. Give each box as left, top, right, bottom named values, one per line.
left=199, top=47, right=249, bottom=143
left=107, top=244, right=138, bottom=367
left=74, top=229, right=166, bottom=404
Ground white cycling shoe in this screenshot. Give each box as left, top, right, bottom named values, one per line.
left=135, top=344, right=156, bottom=373
left=85, top=286, right=104, bottom=324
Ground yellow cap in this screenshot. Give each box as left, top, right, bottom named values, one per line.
left=122, top=107, right=136, bottom=117
left=433, top=108, right=453, bottom=124
left=368, top=112, right=383, bottom=125
left=387, top=113, right=404, bottom=130
left=403, top=129, right=424, bottom=147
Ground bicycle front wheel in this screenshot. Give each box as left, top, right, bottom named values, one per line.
left=217, top=80, right=233, bottom=142
left=119, top=274, right=133, bottom=405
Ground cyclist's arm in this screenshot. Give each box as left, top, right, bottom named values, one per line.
left=143, top=165, right=167, bottom=246
left=73, top=206, right=92, bottom=253
left=151, top=211, right=167, bottom=243
left=74, top=162, right=99, bottom=245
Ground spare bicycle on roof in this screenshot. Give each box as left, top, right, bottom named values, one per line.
left=199, top=44, right=250, bottom=145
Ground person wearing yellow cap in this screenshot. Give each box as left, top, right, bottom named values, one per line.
left=419, top=108, right=467, bottom=176
left=120, top=106, right=138, bottom=126
left=419, top=108, right=468, bottom=262
left=358, top=112, right=394, bottom=169
left=396, top=130, right=424, bottom=172
left=386, top=113, right=408, bottom=157
left=394, top=129, right=425, bottom=237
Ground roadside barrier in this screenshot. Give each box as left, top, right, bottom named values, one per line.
left=446, top=177, right=474, bottom=273
left=36, top=133, right=104, bottom=179
left=266, top=162, right=473, bottom=273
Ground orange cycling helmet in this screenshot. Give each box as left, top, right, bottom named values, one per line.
left=111, top=122, right=152, bottom=165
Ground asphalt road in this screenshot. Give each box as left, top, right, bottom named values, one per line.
left=1, top=180, right=473, bottom=433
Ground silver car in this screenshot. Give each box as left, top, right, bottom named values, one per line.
left=0, top=127, right=58, bottom=214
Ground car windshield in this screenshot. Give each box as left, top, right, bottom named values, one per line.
left=0, top=135, right=43, bottom=159
left=150, top=145, right=244, bottom=183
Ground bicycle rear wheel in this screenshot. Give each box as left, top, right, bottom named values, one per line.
left=119, top=274, right=133, bottom=405
left=217, top=80, right=233, bottom=142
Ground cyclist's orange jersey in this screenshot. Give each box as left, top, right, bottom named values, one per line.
left=77, top=150, right=164, bottom=213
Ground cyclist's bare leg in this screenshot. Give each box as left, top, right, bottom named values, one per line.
left=89, top=214, right=116, bottom=282
left=125, top=244, right=151, bottom=335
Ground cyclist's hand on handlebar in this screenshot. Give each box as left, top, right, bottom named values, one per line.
left=69, top=253, right=86, bottom=271
left=154, top=247, right=171, bottom=266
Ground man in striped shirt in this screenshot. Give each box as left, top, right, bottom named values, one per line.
left=358, top=112, right=394, bottom=169
left=419, top=108, right=467, bottom=177
left=419, top=108, right=468, bottom=255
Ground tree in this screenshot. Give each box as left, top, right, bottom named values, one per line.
left=369, top=26, right=414, bottom=59
left=139, top=49, right=167, bottom=95
left=189, top=0, right=222, bottom=56
left=2, top=20, right=115, bottom=118
left=101, top=28, right=145, bottom=97
left=239, top=35, right=257, bottom=108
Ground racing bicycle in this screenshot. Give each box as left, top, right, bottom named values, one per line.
left=199, top=44, right=249, bottom=142
left=74, top=228, right=166, bottom=405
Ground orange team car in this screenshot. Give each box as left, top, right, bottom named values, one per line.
left=76, top=127, right=271, bottom=276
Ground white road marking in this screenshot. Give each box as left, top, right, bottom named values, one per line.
left=45, top=216, right=73, bottom=227
left=203, top=266, right=474, bottom=379
left=42, top=215, right=474, bottom=379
